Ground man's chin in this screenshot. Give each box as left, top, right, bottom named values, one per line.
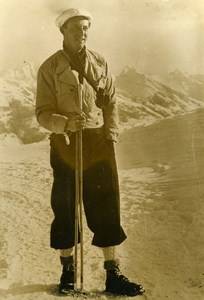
left=75, top=43, right=85, bottom=52
left=66, top=41, right=86, bottom=53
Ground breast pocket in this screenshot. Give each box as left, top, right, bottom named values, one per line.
left=57, top=71, right=78, bottom=112
left=58, top=82, right=78, bottom=112
left=59, top=83, right=77, bottom=97
left=58, top=69, right=78, bottom=96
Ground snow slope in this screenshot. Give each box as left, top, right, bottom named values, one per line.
left=0, top=109, right=204, bottom=299
left=0, top=63, right=204, bottom=299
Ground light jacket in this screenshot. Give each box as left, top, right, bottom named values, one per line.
left=35, top=49, right=119, bottom=141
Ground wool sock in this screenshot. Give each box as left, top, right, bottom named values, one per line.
left=60, top=248, right=74, bottom=268
left=102, top=246, right=116, bottom=261
left=104, top=259, right=120, bottom=270
left=60, top=248, right=74, bottom=258
left=102, top=246, right=120, bottom=270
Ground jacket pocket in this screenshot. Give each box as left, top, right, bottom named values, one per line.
left=58, top=69, right=78, bottom=96
left=59, top=83, right=77, bottom=97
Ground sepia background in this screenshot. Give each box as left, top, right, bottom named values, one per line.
left=0, top=0, right=204, bottom=299
left=0, top=0, right=204, bottom=75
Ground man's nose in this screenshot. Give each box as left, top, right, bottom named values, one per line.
left=78, top=27, right=87, bottom=36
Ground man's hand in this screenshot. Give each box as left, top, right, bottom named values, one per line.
left=65, top=113, right=86, bottom=132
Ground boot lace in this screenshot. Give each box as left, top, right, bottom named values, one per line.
left=113, top=266, right=144, bottom=292
left=114, top=266, right=130, bottom=283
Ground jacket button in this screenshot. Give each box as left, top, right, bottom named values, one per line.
left=96, top=122, right=99, bottom=125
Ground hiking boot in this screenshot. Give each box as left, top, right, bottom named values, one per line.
left=105, top=266, right=145, bottom=297
left=59, top=265, right=74, bottom=294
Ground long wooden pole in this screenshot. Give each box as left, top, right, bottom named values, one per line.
left=74, top=132, right=79, bottom=289
left=74, top=83, right=84, bottom=291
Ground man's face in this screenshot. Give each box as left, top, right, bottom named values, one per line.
left=63, top=17, right=90, bottom=52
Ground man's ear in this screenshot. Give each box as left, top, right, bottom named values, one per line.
left=60, top=20, right=69, bottom=34
left=60, top=26, right=64, bottom=34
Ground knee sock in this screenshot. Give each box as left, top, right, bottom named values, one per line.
left=102, top=246, right=119, bottom=270
left=59, top=247, right=119, bottom=270
left=60, top=248, right=74, bottom=269
left=60, top=248, right=74, bottom=258
left=102, top=246, right=116, bottom=261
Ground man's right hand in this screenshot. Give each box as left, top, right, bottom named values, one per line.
left=65, top=113, right=86, bottom=132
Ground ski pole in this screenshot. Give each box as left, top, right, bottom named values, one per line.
left=74, top=82, right=84, bottom=291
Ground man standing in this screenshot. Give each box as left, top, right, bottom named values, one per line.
left=36, top=8, right=144, bottom=297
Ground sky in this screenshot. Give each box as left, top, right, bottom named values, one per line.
left=0, top=0, right=204, bottom=76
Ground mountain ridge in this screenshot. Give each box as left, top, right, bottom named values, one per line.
left=0, top=63, right=204, bottom=143
left=115, top=66, right=204, bottom=129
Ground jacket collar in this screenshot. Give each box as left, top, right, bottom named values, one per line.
left=56, top=46, right=88, bottom=74
left=55, top=50, right=72, bottom=74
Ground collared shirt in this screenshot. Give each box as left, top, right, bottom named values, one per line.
left=35, top=48, right=119, bottom=141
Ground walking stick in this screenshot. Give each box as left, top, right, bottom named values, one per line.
left=74, top=80, right=84, bottom=292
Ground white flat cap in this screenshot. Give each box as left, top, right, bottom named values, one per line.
left=55, top=8, right=92, bottom=28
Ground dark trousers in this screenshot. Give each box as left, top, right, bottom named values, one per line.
left=49, top=127, right=127, bottom=249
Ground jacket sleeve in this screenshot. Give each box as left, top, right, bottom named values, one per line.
left=35, top=62, right=68, bottom=134
left=103, top=62, right=119, bottom=142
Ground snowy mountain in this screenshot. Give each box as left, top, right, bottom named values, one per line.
left=154, top=69, right=204, bottom=100
left=114, top=66, right=146, bottom=102
left=0, top=61, right=37, bottom=107
left=115, top=66, right=204, bottom=129
left=0, top=63, right=204, bottom=143
left=0, top=62, right=46, bottom=144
